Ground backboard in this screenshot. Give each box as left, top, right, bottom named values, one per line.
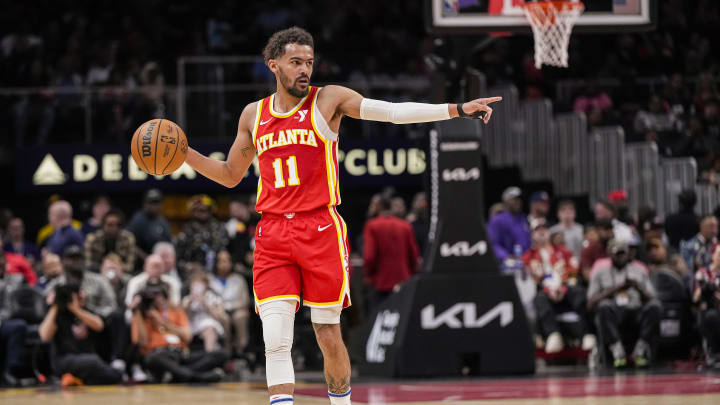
left=427, top=0, right=656, bottom=34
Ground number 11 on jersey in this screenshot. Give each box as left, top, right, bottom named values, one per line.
left=272, top=156, right=300, bottom=188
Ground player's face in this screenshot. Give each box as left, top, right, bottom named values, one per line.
left=274, top=43, right=314, bottom=98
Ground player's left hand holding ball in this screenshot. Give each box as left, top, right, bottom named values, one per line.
left=456, top=96, right=503, bottom=124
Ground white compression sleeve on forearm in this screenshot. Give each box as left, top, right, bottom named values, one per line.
left=360, top=98, right=451, bottom=124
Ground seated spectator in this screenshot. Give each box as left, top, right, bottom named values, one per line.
left=524, top=219, right=593, bottom=353
left=45, top=245, right=117, bottom=319
left=701, top=155, right=720, bottom=186
left=3, top=217, right=41, bottom=268
left=126, top=189, right=172, bottom=266
left=225, top=196, right=253, bottom=274
left=45, top=200, right=85, bottom=256
left=693, top=243, right=720, bottom=367
left=100, top=253, right=131, bottom=309
left=209, top=250, right=250, bottom=356
left=0, top=244, right=37, bottom=286
left=573, top=86, right=613, bottom=116
left=130, top=282, right=226, bottom=383
left=152, top=242, right=183, bottom=286
left=37, top=253, right=63, bottom=291
left=587, top=239, right=662, bottom=368
left=38, top=283, right=122, bottom=386
left=580, top=219, right=614, bottom=284
left=636, top=216, right=666, bottom=263
left=0, top=252, right=28, bottom=386
left=46, top=245, right=129, bottom=376
left=125, top=254, right=182, bottom=321
left=183, top=271, right=228, bottom=352
left=81, top=195, right=110, bottom=236
left=681, top=214, right=718, bottom=274
left=594, top=199, right=634, bottom=244
left=36, top=199, right=83, bottom=249
left=176, top=195, right=229, bottom=272
left=549, top=200, right=584, bottom=260
left=608, top=190, right=633, bottom=226
left=665, top=190, right=700, bottom=250
left=488, top=187, right=531, bottom=264
left=527, top=191, right=550, bottom=224
left=84, top=209, right=136, bottom=273
left=633, top=95, right=679, bottom=136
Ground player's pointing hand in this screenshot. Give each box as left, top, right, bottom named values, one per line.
left=457, top=96, right=503, bottom=124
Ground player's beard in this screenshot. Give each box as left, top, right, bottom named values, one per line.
left=278, top=67, right=309, bottom=98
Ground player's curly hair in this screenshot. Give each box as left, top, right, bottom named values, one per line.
left=263, top=26, right=314, bottom=63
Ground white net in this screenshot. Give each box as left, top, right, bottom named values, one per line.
left=521, top=1, right=584, bottom=68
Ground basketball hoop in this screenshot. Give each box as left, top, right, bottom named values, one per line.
left=521, top=0, right=584, bottom=68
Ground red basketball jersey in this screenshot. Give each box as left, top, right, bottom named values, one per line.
left=252, top=86, right=341, bottom=214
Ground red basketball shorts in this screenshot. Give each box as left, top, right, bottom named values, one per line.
left=252, top=206, right=351, bottom=311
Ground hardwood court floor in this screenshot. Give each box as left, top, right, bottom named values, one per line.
left=3, top=374, right=720, bottom=405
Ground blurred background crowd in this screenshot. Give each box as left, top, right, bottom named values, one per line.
left=1, top=0, right=720, bottom=388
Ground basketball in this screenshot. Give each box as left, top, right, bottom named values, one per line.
left=130, top=118, right=188, bottom=176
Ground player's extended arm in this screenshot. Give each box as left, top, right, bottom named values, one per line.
left=325, top=85, right=502, bottom=124
left=185, top=103, right=258, bottom=188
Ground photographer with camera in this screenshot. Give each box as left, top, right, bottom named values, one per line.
left=693, top=242, right=720, bottom=367
left=130, top=280, right=226, bottom=383
left=38, top=283, right=122, bottom=385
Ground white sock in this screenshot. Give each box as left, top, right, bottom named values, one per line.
left=270, top=394, right=293, bottom=405
left=328, top=388, right=351, bottom=405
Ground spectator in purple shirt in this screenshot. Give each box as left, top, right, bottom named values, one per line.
left=487, top=187, right=531, bottom=263
left=45, top=201, right=85, bottom=256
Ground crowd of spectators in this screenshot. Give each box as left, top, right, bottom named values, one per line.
left=488, top=186, right=720, bottom=369
left=1, top=1, right=718, bottom=175
left=0, top=189, right=254, bottom=387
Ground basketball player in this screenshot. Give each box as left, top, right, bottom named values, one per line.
left=185, top=27, right=501, bottom=405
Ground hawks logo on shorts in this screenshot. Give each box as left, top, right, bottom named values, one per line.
left=250, top=86, right=351, bottom=310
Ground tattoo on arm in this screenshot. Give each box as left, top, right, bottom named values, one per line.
left=241, top=146, right=252, bottom=158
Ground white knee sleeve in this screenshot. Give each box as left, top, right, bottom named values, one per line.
left=259, top=299, right=296, bottom=387
left=311, top=305, right=342, bottom=324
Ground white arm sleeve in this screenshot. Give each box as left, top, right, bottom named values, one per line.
left=360, top=98, right=451, bottom=124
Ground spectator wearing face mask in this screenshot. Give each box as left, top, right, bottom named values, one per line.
left=183, top=271, right=228, bottom=352
left=100, top=253, right=131, bottom=309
